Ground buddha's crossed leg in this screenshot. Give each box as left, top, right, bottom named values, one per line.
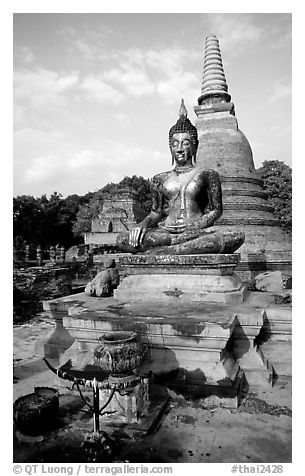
left=116, top=228, right=171, bottom=253
left=117, top=226, right=244, bottom=255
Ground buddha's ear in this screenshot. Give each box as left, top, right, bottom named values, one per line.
left=170, top=145, right=174, bottom=165
left=192, top=144, right=197, bottom=164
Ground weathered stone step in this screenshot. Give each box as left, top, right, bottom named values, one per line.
left=238, top=348, right=274, bottom=388
left=222, top=203, right=274, bottom=213
left=258, top=341, right=292, bottom=377
left=221, top=188, right=267, bottom=198
left=217, top=217, right=281, bottom=226
left=265, top=307, right=292, bottom=321
left=261, top=307, right=292, bottom=341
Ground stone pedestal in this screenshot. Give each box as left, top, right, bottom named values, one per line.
left=100, top=378, right=149, bottom=424
left=41, top=290, right=286, bottom=406
left=41, top=293, right=257, bottom=407
left=99, top=382, right=168, bottom=434
left=114, top=254, right=247, bottom=304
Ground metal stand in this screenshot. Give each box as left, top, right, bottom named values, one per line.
left=76, top=378, right=116, bottom=433
left=43, top=359, right=142, bottom=434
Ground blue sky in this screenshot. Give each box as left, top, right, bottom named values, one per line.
left=13, top=12, right=291, bottom=198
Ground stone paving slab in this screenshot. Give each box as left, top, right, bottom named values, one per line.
left=13, top=313, right=54, bottom=364
left=13, top=396, right=292, bottom=463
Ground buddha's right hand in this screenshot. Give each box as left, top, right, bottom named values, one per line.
left=128, top=226, right=148, bottom=248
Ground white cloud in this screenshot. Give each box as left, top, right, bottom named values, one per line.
left=113, top=113, right=130, bottom=123
left=15, top=46, right=36, bottom=64
left=270, top=125, right=292, bottom=137
left=121, top=48, right=145, bottom=66
left=269, top=82, right=291, bottom=103
left=156, top=71, right=199, bottom=105
left=14, top=128, right=64, bottom=168
left=57, top=73, right=79, bottom=91
left=14, top=68, right=79, bottom=113
left=102, top=47, right=201, bottom=103
left=145, top=48, right=201, bottom=75
left=66, top=150, right=98, bottom=170
left=14, top=66, right=124, bottom=122
left=58, top=23, right=117, bottom=62
left=24, top=155, right=61, bottom=183
left=13, top=45, right=200, bottom=111
left=74, top=39, right=96, bottom=61
left=14, top=103, right=26, bottom=124
left=269, top=30, right=291, bottom=51
left=104, top=67, right=155, bottom=98
left=267, top=14, right=291, bottom=51
left=203, top=14, right=262, bottom=54
left=80, top=75, right=125, bottom=104
left=14, top=128, right=169, bottom=197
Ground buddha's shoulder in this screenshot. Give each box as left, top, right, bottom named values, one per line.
left=151, top=170, right=172, bottom=184
left=197, top=168, right=221, bottom=182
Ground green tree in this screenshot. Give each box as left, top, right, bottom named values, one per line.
left=13, top=192, right=89, bottom=250
left=13, top=195, right=43, bottom=246
left=117, top=175, right=151, bottom=213
left=39, top=192, right=64, bottom=246
left=257, top=160, right=292, bottom=233
left=13, top=176, right=152, bottom=248
left=72, top=192, right=104, bottom=238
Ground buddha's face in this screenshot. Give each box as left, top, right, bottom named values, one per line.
left=170, top=132, right=194, bottom=166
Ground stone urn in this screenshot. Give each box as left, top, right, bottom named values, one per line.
left=94, top=332, right=148, bottom=377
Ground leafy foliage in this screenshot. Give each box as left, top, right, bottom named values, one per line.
left=257, top=160, right=292, bottom=233
left=13, top=192, right=90, bottom=251
left=101, top=175, right=151, bottom=212
left=13, top=195, right=44, bottom=245
left=72, top=192, right=104, bottom=238
left=13, top=176, right=151, bottom=250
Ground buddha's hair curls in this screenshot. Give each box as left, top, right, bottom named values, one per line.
left=168, top=99, right=199, bottom=153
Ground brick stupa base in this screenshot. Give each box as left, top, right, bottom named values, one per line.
left=114, top=254, right=247, bottom=304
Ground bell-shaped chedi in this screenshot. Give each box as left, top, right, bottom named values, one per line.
left=194, top=35, right=291, bottom=279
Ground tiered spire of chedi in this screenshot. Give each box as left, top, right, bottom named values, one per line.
left=194, top=34, right=291, bottom=280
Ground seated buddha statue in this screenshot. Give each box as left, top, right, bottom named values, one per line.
left=116, top=100, right=245, bottom=255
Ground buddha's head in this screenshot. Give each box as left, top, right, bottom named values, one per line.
left=169, top=99, right=198, bottom=166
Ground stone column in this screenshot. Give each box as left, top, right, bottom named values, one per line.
left=49, top=246, right=56, bottom=265
left=25, top=244, right=30, bottom=264
left=36, top=245, right=43, bottom=266
left=60, top=246, right=66, bottom=263
left=84, top=245, right=89, bottom=260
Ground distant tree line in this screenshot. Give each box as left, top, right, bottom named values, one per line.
left=13, top=161, right=292, bottom=254
left=13, top=176, right=151, bottom=253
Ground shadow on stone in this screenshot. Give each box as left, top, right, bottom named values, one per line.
left=255, top=317, right=272, bottom=346
left=227, top=325, right=251, bottom=360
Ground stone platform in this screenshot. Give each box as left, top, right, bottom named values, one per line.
left=115, top=254, right=247, bottom=304
left=40, top=291, right=273, bottom=408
